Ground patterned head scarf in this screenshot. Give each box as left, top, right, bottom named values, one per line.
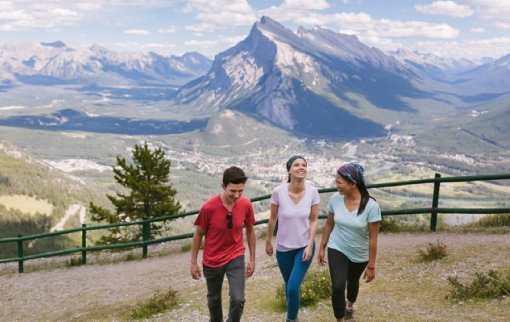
left=286, top=155, right=306, bottom=172
left=337, top=162, right=365, bottom=185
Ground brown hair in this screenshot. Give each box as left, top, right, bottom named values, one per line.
left=222, top=166, right=248, bottom=186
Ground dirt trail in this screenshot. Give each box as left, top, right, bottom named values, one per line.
left=1, top=232, right=509, bottom=322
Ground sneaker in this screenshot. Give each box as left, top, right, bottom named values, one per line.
left=345, top=300, right=354, bottom=319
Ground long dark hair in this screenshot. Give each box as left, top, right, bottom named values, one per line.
left=339, top=173, right=374, bottom=215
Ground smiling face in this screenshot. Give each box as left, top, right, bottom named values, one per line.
left=335, top=173, right=357, bottom=195
left=221, top=182, right=245, bottom=204
left=288, top=158, right=307, bottom=181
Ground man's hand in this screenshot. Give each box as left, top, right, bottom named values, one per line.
left=245, top=261, right=255, bottom=277
left=190, top=263, right=201, bottom=280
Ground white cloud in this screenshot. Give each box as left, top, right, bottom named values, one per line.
left=124, top=29, right=151, bottom=35
left=469, top=27, right=485, bottom=33
left=296, top=12, right=460, bottom=40
left=260, top=0, right=330, bottom=23
left=158, top=26, right=177, bottom=34
left=113, top=41, right=176, bottom=52
left=183, top=0, right=257, bottom=32
left=185, top=35, right=245, bottom=49
left=76, top=2, right=102, bottom=10
left=413, top=37, right=510, bottom=59
left=493, top=22, right=510, bottom=30
left=415, top=1, right=474, bottom=18
left=0, top=1, right=83, bottom=30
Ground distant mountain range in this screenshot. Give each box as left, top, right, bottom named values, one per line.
left=1, top=16, right=509, bottom=144
left=0, top=41, right=212, bottom=87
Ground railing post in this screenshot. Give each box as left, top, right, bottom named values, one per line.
left=142, top=217, right=149, bottom=258
left=430, top=173, right=441, bottom=231
left=81, top=224, right=87, bottom=265
left=17, top=234, right=24, bottom=274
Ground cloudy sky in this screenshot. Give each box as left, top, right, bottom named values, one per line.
left=1, top=0, right=509, bottom=60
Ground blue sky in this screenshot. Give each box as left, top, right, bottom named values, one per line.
left=1, top=0, right=509, bottom=60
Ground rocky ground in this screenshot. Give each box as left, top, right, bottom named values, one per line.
left=1, top=231, right=509, bottom=322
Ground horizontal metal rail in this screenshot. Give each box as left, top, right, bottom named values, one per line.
left=1, top=172, right=509, bottom=272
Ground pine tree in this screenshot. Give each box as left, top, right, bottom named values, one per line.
left=90, top=142, right=182, bottom=245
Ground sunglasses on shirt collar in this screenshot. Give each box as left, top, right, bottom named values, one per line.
left=226, top=211, right=233, bottom=229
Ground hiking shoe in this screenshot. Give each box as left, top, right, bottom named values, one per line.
left=345, top=301, right=354, bottom=319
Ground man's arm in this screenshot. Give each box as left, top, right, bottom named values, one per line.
left=190, top=225, right=205, bottom=280
left=245, top=225, right=256, bottom=277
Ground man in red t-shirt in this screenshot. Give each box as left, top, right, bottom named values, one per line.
left=190, top=166, right=256, bottom=322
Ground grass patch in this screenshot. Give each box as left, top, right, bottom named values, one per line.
left=447, top=270, right=510, bottom=301
left=65, top=256, right=82, bottom=267
left=180, top=243, right=191, bottom=252
left=0, top=194, right=54, bottom=216
left=128, top=287, right=179, bottom=320
left=468, top=214, right=510, bottom=227
left=417, top=239, right=448, bottom=262
left=380, top=217, right=429, bottom=233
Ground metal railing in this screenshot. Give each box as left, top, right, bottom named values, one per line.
left=1, top=172, right=509, bottom=273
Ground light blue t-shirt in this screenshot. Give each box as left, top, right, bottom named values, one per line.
left=270, top=183, right=320, bottom=252
left=327, top=194, right=381, bottom=263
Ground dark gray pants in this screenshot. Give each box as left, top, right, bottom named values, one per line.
left=203, top=255, right=246, bottom=322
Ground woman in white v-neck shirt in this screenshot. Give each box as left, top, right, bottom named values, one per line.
left=265, top=155, right=320, bottom=322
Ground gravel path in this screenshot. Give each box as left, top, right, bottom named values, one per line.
left=1, top=232, right=509, bottom=322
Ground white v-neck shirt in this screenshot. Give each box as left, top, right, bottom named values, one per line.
left=270, top=183, right=320, bottom=251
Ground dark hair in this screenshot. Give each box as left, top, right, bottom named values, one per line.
left=338, top=173, right=375, bottom=216
left=286, top=155, right=306, bottom=183
left=222, top=166, right=248, bottom=186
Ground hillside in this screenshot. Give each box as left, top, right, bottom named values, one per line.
left=0, top=139, right=111, bottom=257
left=1, top=232, right=509, bottom=321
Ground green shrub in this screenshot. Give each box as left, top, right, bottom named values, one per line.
left=125, top=253, right=139, bottom=261
left=129, top=287, right=179, bottom=319
left=446, top=270, right=510, bottom=301
left=379, top=217, right=402, bottom=232
left=65, top=257, right=82, bottom=267
left=275, top=268, right=332, bottom=309
left=469, top=214, right=510, bottom=227
left=180, top=243, right=191, bottom=252
left=379, top=217, right=428, bottom=233
left=417, top=239, right=448, bottom=262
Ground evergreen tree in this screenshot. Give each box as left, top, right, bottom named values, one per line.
left=90, top=142, right=182, bottom=245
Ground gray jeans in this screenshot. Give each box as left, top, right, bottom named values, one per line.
left=203, top=255, right=246, bottom=322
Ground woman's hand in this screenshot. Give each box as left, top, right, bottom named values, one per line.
left=302, top=244, right=313, bottom=261
left=363, top=266, right=375, bottom=283
left=265, top=240, right=273, bottom=256
left=317, top=247, right=326, bottom=266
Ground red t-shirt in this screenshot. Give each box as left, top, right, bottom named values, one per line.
left=194, top=195, right=255, bottom=268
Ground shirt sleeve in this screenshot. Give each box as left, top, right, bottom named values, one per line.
left=269, top=186, right=279, bottom=205
left=194, top=205, right=209, bottom=230
left=367, top=201, right=382, bottom=223
left=244, top=201, right=256, bottom=226
left=311, top=186, right=320, bottom=205
left=327, top=195, right=334, bottom=213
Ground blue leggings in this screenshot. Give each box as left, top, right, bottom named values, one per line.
left=276, top=243, right=315, bottom=320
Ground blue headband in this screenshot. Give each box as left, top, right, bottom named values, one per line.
left=286, top=155, right=306, bottom=171
left=337, top=162, right=365, bottom=185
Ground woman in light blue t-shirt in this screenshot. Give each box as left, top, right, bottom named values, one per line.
left=265, top=155, right=320, bottom=322
left=318, top=162, right=381, bottom=322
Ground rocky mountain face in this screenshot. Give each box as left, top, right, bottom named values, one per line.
left=0, top=41, right=212, bottom=86
left=172, top=17, right=505, bottom=139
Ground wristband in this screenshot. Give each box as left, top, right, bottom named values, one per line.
left=366, top=266, right=375, bottom=270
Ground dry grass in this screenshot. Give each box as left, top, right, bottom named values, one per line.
left=1, top=231, right=510, bottom=321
